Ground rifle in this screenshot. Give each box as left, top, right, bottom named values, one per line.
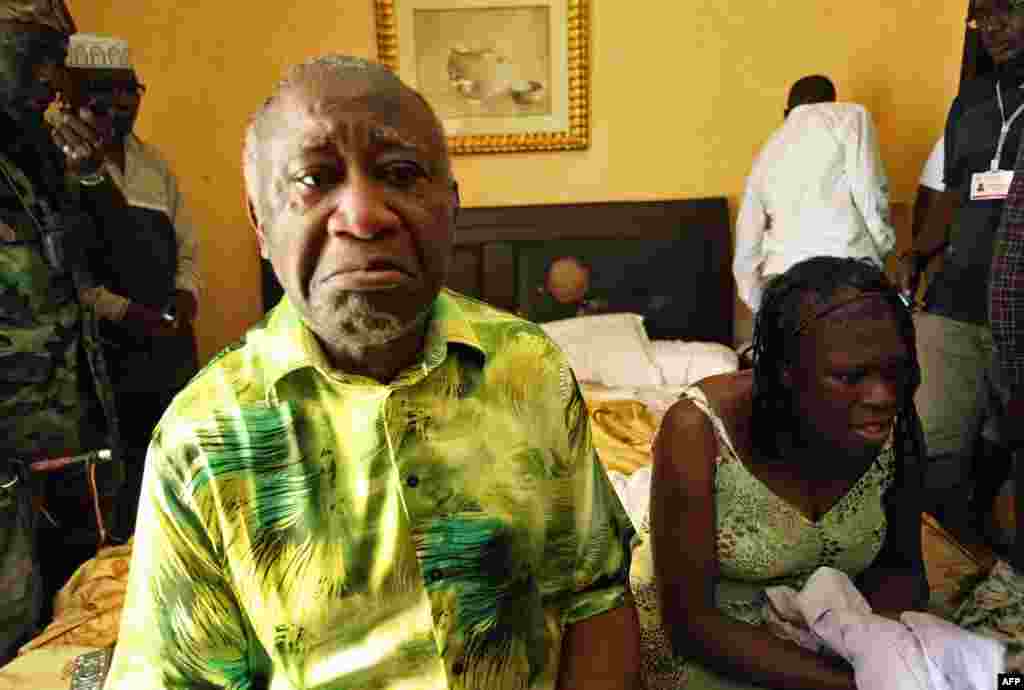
left=2, top=449, right=115, bottom=547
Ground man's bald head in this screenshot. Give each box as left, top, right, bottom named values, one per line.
left=243, top=55, right=451, bottom=228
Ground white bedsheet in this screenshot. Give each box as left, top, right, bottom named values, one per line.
left=649, top=340, right=739, bottom=386
left=580, top=339, right=740, bottom=531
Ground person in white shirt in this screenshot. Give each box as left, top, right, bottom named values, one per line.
left=919, top=136, right=946, bottom=193
left=733, top=75, right=895, bottom=313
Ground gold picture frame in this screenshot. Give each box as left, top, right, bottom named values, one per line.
left=375, top=0, right=589, bottom=154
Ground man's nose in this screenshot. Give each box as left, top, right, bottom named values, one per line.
left=326, top=176, right=400, bottom=239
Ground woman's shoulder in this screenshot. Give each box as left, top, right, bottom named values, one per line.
left=682, top=371, right=753, bottom=424
left=663, top=371, right=752, bottom=446
left=696, top=369, right=753, bottom=404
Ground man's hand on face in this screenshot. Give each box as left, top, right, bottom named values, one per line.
left=49, top=106, right=105, bottom=175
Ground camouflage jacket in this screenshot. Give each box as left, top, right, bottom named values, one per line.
left=0, top=127, right=121, bottom=492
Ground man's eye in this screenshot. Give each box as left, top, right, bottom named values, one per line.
left=379, top=162, right=426, bottom=188
left=295, top=169, right=340, bottom=190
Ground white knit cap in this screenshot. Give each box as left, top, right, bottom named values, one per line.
left=66, top=33, right=132, bottom=70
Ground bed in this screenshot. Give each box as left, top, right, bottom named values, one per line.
left=4, top=197, right=1018, bottom=687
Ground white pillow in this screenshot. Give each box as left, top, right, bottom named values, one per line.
left=540, top=313, right=663, bottom=387
left=649, top=340, right=739, bottom=386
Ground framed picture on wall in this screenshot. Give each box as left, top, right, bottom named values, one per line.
left=375, top=0, right=590, bottom=154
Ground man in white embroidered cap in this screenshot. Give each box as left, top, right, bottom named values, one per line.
left=63, top=33, right=201, bottom=538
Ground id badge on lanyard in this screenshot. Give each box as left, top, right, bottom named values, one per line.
left=971, top=81, right=1024, bottom=201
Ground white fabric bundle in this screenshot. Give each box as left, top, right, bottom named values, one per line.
left=763, top=567, right=1005, bottom=690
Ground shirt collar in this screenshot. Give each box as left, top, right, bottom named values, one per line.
left=262, top=288, right=486, bottom=394
left=103, top=133, right=141, bottom=187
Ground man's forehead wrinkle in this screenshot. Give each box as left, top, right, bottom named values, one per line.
left=286, top=98, right=434, bottom=154
left=297, top=129, right=335, bottom=154
left=270, top=73, right=448, bottom=177
left=289, top=115, right=426, bottom=157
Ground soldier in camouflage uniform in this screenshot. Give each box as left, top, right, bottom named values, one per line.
left=0, top=0, right=122, bottom=664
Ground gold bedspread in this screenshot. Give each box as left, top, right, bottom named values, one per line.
left=587, top=398, right=658, bottom=475
left=21, top=539, right=132, bottom=653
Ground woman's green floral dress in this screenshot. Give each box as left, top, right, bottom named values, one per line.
left=629, top=387, right=896, bottom=690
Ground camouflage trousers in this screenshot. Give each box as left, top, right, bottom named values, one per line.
left=0, top=470, right=43, bottom=666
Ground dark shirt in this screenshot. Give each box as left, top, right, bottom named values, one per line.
left=91, top=203, right=196, bottom=394
left=928, top=60, right=1024, bottom=325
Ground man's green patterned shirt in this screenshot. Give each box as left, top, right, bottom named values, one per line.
left=105, top=289, right=633, bottom=690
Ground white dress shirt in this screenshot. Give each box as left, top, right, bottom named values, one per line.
left=733, top=102, right=895, bottom=312
left=919, top=136, right=946, bottom=192
left=103, top=133, right=201, bottom=300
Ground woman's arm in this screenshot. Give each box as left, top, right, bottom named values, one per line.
left=651, top=398, right=856, bottom=690
left=557, top=601, right=641, bottom=690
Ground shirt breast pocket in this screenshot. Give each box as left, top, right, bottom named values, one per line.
left=417, top=512, right=551, bottom=688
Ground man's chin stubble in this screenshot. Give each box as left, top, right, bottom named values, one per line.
left=316, top=292, right=430, bottom=350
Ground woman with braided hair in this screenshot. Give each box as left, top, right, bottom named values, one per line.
left=630, top=257, right=929, bottom=690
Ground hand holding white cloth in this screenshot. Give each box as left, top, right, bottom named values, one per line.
left=764, top=567, right=1004, bottom=690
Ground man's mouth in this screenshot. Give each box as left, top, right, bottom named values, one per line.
left=363, top=259, right=409, bottom=272
left=320, top=259, right=414, bottom=289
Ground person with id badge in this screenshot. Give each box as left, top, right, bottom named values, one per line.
left=899, top=0, right=1024, bottom=550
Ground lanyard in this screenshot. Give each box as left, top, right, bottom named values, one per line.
left=993, top=81, right=1024, bottom=171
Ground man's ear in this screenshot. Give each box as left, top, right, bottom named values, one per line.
left=246, top=195, right=269, bottom=260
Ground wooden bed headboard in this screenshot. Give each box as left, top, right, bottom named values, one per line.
left=448, top=197, right=734, bottom=346
left=261, top=197, right=734, bottom=346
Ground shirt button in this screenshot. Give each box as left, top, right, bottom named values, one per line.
left=406, top=474, right=419, bottom=488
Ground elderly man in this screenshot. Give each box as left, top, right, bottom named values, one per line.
left=0, top=0, right=122, bottom=664
left=105, top=55, right=640, bottom=690
left=64, top=33, right=201, bottom=537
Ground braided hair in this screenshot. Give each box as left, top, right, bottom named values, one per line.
left=749, top=257, right=924, bottom=477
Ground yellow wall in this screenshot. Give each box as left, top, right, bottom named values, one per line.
left=70, top=1, right=967, bottom=360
